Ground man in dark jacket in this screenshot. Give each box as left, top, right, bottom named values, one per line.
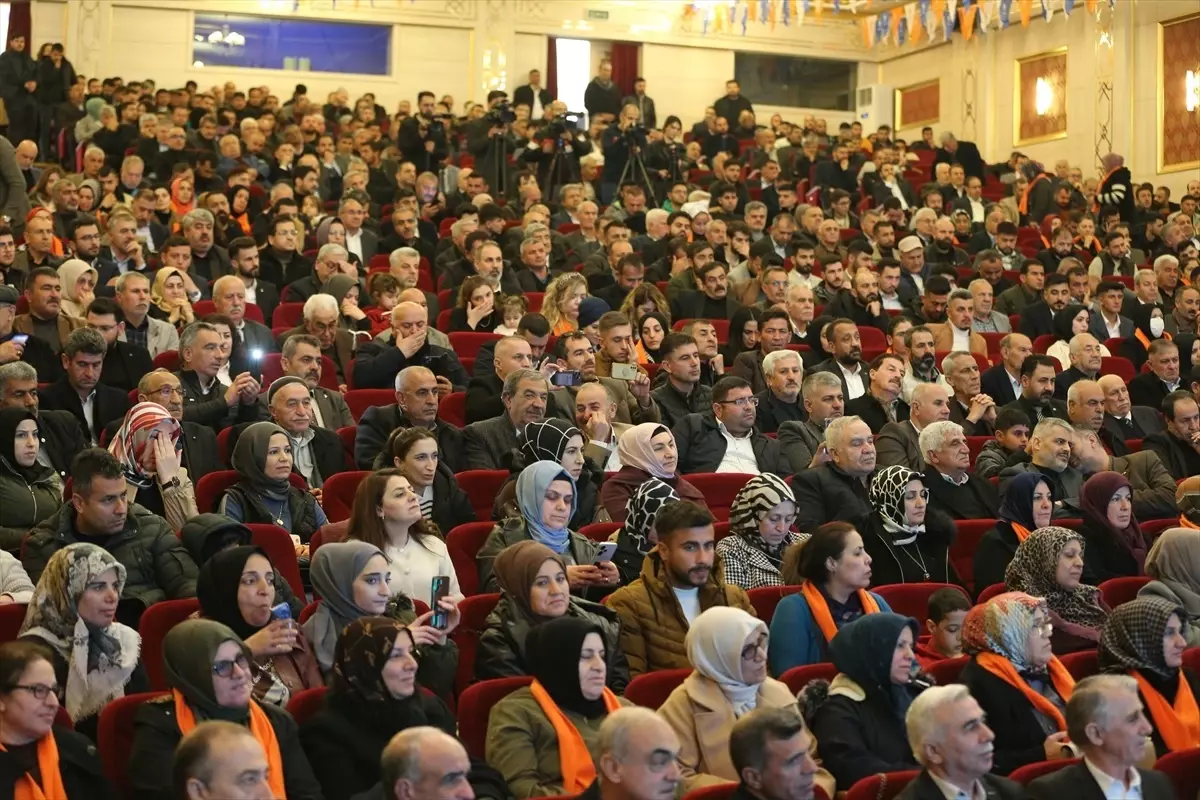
left=465, top=335, right=531, bottom=425
left=0, top=34, right=38, bottom=144
left=1127, top=339, right=1182, bottom=410
left=176, top=320, right=261, bottom=430
left=932, top=133, right=986, bottom=182
left=353, top=302, right=468, bottom=391
left=584, top=61, right=622, bottom=124
left=754, top=350, right=806, bottom=435
left=713, top=80, right=753, bottom=131
left=1094, top=153, right=1135, bottom=223
left=1017, top=273, right=1071, bottom=339
left=23, top=447, right=199, bottom=621
left=651, top=333, right=712, bottom=430
left=86, top=296, right=153, bottom=394
left=845, top=353, right=910, bottom=435
left=355, top=365, right=464, bottom=472
left=513, top=69, right=553, bottom=113
left=462, top=369, right=549, bottom=470
left=921, top=420, right=999, bottom=520
left=999, top=355, right=1068, bottom=426
left=672, top=377, right=787, bottom=476
left=131, top=369, right=221, bottom=481
left=791, top=415, right=876, bottom=532
left=1144, top=390, right=1200, bottom=482
left=0, top=359, right=89, bottom=483
left=39, top=327, right=131, bottom=445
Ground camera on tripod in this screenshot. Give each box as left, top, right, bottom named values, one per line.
left=422, top=112, right=453, bottom=137
left=622, top=121, right=648, bottom=148
left=543, top=111, right=584, bottom=139
left=486, top=102, right=517, bottom=126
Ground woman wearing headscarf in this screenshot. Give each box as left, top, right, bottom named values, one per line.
left=73, top=97, right=104, bottom=144
left=108, top=402, right=199, bottom=531
left=974, top=472, right=1055, bottom=595
left=323, top=273, right=372, bottom=332
left=493, top=418, right=603, bottom=528
left=56, top=259, right=96, bottom=319
left=769, top=522, right=893, bottom=675
left=127, top=619, right=323, bottom=800
left=76, top=179, right=99, bottom=215
left=196, top=546, right=322, bottom=708
left=226, top=184, right=253, bottom=238
left=168, top=175, right=195, bottom=225
left=598, top=423, right=706, bottom=522
left=149, top=267, right=196, bottom=328
left=477, top=461, right=616, bottom=597
left=476, top=540, right=629, bottom=690
left=0, top=407, right=61, bottom=552
left=300, top=542, right=459, bottom=697
left=1119, top=303, right=1171, bottom=372
left=1098, top=596, right=1200, bottom=756
left=660, top=607, right=833, bottom=795
left=958, top=592, right=1078, bottom=774
left=315, top=216, right=361, bottom=270
left=805, top=612, right=927, bottom=789
left=860, top=465, right=962, bottom=589
left=716, top=473, right=806, bottom=590
left=611, top=478, right=678, bottom=585
left=1140, top=528, right=1200, bottom=646
left=18, top=544, right=147, bottom=742
left=1079, top=471, right=1149, bottom=584
left=1005, top=526, right=1110, bottom=653
left=1047, top=304, right=1109, bottom=370
left=219, top=421, right=328, bottom=543
left=485, top=616, right=630, bottom=798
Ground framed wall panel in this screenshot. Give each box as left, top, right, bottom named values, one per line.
left=895, top=79, right=940, bottom=130
left=1014, top=48, right=1067, bottom=146
left=1158, top=12, right=1200, bottom=173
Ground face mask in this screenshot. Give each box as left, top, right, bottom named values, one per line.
left=1149, top=318, right=1165, bottom=337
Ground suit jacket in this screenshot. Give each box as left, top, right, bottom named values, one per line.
left=934, top=142, right=985, bottom=181
left=620, top=94, right=657, bottom=129
left=898, top=770, right=1029, bottom=800
left=731, top=350, right=769, bottom=394
left=925, top=466, right=1000, bottom=520
left=1052, top=366, right=1097, bottom=402
left=670, top=290, right=740, bottom=322
left=1144, top=431, right=1200, bottom=482
left=845, top=392, right=910, bottom=435
left=1088, top=312, right=1135, bottom=342
left=355, top=406, right=464, bottom=473
left=276, top=325, right=354, bottom=385
left=100, top=341, right=154, bottom=394
left=35, top=409, right=90, bottom=481
left=1026, top=760, right=1176, bottom=800
left=118, top=316, right=180, bottom=359
left=1128, top=372, right=1180, bottom=411
left=39, top=378, right=132, bottom=444
left=948, top=397, right=995, bottom=437
left=981, top=364, right=1021, bottom=407
left=13, top=312, right=84, bottom=353
left=465, top=372, right=505, bottom=426
left=811, top=357, right=871, bottom=403
left=512, top=84, right=552, bottom=110
left=237, top=319, right=276, bottom=357
left=672, top=412, right=787, bottom=476
left=462, top=414, right=521, bottom=471
left=999, top=394, right=1069, bottom=426
left=876, top=420, right=926, bottom=470
left=249, top=280, right=281, bottom=327
left=255, top=385, right=353, bottom=432
left=1018, top=301, right=1056, bottom=339
left=1102, top=408, right=1165, bottom=443
left=928, top=322, right=989, bottom=357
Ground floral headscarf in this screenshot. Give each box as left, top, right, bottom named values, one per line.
left=1097, top=596, right=1186, bottom=680
left=729, top=473, right=800, bottom=561
left=961, top=591, right=1047, bottom=672
left=1005, top=526, right=1109, bottom=630
left=108, top=402, right=183, bottom=488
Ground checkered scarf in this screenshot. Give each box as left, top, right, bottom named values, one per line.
left=1005, top=526, right=1109, bottom=631
left=520, top=418, right=583, bottom=464
left=1098, top=596, right=1186, bottom=679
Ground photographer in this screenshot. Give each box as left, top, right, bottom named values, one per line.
left=396, top=91, right=449, bottom=172
left=644, top=115, right=689, bottom=199
left=600, top=103, right=649, bottom=205
left=521, top=100, right=592, bottom=203
left=467, top=90, right=520, bottom=199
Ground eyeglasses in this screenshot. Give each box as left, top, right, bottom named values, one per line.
left=718, top=396, right=759, bottom=408
left=1033, top=621, right=1054, bottom=637
left=741, top=635, right=768, bottom=660
left=10, top=683, right=59, bottom=701
left=211, top=654, right=251, bottom=678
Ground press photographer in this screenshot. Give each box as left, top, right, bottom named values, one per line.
left=644, top=114, right=689, bottom=198
left=467, top=90, right=520, bottom=198
left=521, top=100, right=592, bottom=201
left=396, top=90, right=451, bottom=173
left=600, top=103, right=652, bottom=205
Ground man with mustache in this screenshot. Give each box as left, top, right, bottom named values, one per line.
left=124, top=369, right=220, bottom=481
left=232, top=376, right=345, bottom=491
left=268, top=334, right=353, bottom=431
left=999, top=354, right=1069, bottom=426
left=672, top=376, right=787, bottom=475
left=825, top=266, right=889, bottom=333
left=607, top=500, right=753, bottom=676
left=811, top=318, right=870, bottom=401
left=14, top=267, right=86, bottom=356
left=876, top=382, right=951, bottom=471
left=792, top=415, right=877, bottom=531
left=754, top=350, right=805, bottom=434
left=845, top=353, right=910, bottom=435
left=900, top=326, right=951, bottom=405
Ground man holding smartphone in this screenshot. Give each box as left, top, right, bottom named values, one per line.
left=548, top=331, right=660, bottom=427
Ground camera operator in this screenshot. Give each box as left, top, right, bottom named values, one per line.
left=397, top=91, right=449, bottom=174
left=644, top=114, right=689, bottom=200
left=522, top=100, right=592, bottom=203
left=467, top=90, right=519, bottom=199
left=600, top=103, right=649, bottom=205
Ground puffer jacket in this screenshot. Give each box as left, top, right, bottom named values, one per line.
left=475, top=517, right=600, bottom=595
left=974, top=440, right=1015, bottom=480
left=0, top=457, right=62, bottom=551
left=475, top=593, right=631, bottom=692
left=606, top=551, right=754, bottom=676
left=24, top=503, right=198, bottom=610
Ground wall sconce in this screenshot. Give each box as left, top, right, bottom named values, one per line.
left=1035, top=77, right=1054, bottom=116
left=1187, top=70, right=1199, bottom=113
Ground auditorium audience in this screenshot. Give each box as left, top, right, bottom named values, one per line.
left=716, top=473, right=804, bottom=590
left=598, top=422, right=705, bottom=521
left=492, top=418, right=603, bottom=529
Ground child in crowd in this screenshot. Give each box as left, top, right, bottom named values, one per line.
left=915, top=586, right=971, bottom=667
left=365, top=273, right=401, bottom=333
left=494, top=294, right=528, bottom=336
left=973, top=407, right=1031, bottom=480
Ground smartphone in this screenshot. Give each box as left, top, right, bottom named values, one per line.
left=611, top=362, right=639, bottom=381
left=421, top=186, right=437, bottom=204
left=430, top=575, right=451, bottom=630
left=551, top=370, right=582, bottom=387
left=592, top=542, right=618, bottom=564
left=10, top=334, right=28, bottom=346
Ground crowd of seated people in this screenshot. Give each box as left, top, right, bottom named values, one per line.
left=1, top=59, right=1200, bottom=800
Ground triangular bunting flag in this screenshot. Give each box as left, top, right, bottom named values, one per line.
left=1063, top=0, right=1074, bottom=16
left=1018, top=0, right=1032, bottom=25
left=1085, top=0, right=1097, bottom=11
left=959, top=4, right=978, bottom=38
left=861, top=16, right=873, bottom=46
left=999, top=0, right=1011, bottom=28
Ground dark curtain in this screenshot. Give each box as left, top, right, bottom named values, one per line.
left=545, top=37, right=558, bottom=100
left=609, top=41, right=639, bottom=98
left=8, top=1, right=32, bottom=45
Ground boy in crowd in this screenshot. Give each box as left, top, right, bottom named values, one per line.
left=973, top=407, right=1031, bottom=479
left=915, top=587, right=971, bottom=667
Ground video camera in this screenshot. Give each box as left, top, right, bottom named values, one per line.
left=422, top=112, right=454, bottom=137
left=485, top=102, right=517, bottom=127
left=543, top=110, right=584, bottom=139
left=622, top=120, right=648, bottom=148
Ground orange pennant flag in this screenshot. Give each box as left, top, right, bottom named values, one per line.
left=813, top=0, right=823, bottom=20
left=748, top=1, right=757, bottom=22
left=1019, top=0, right=1032, bottom=26
left=959, top=5, right=978, bottom=39
left=861, top=17, right=872, bottom=46
left=930, top=0, right=946, bottom=25
left=1085, top=0, right=1097, bottom=11
left=911, top=12, right=923, bottom=43
left=891, top=10, right=902, bottom=41
left=769, top=0, right=777, bottom=29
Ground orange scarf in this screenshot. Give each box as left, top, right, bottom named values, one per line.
left=528, top=679, right=622, bottom=794
left=172, top=690, right=286, bottom=799
left=801, top=581, right=882, bottom=643
left=1012, top=522, right=1033, bottom=543
left=0, top=734, right=68, bottom=800
left=1133, top=671, right=1200, bottom=752
left=1019, top=175, right=1048, bottom=215
left=1179, top=515, right=1200, bottom=531
left=977, top=652, right=1075, bottom=731
left=1135, top=329, right=1172, bottom=351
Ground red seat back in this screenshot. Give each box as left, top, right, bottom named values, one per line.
left=447, top=521, right=499, bottom=596
left=965, top=436, right=991, bottom=469
left=286, top=685, right=328, bottom=726
left=1059, top=648, right=1099, bottom=679
left=951, top=519, right=997, bottom=594
left=1098, top=576, right=1151, bottom=609
left=194, top=470, right=241, bottom=514
left=455, top=470, right=508, bottom=521
left=1101, top=356, right=1135, bottom=383
left=336, top=425, right=356, bottom=466
left=152, top=350, right=180, bottom=371
left=875, top=583, right=964, bottom=622
left=344, top=389, right=395, bottom=422
left=322, top=470, right=370, bottom=523
left=246, top=523, right=306, bottom=598
left=926, top=654, right=970, bottom=686
left=1141, top=518, right=1174, bottom=541
left=779, top=661, right=838, bottom=695
left=274, top=302, right=305, bottom=328
left=624, top=667, right=691, bottom=710
left=746, top=585, right=803, bottom=625
left=452, top=592, right=501, bottom=696
left=98, top=691, right=169, bottom=798
left=976, top=583, right=1008, bottom=604
left=139, top=598, right=200, bottom=690
left=845, top=770, right=920, bottom=800
left=447, top=331, right=503, bottom=359
left=458, top=676, right=533, bottom=759
left=440, top=392, right=466, bottom=428
left=299, top=599, right=321, bottom=623
left=683, top=473, right=755, bottom=521
left=579, top=522, right=621, bottom=542
left=0, top=603, right=27, bottom=642
left=681, top=783, right=739, bottom=800
left=1155, top=746, right=1200, bottom=800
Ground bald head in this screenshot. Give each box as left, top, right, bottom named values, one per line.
left=14, top=140, right=37, bottom=169
left=1067, top=333, right=1103, bottom=375
left=397, top=288, right=427, bottom=308
left=380, top=727, right=471, bottom=800
left=911, top=382, right=951, bottom=428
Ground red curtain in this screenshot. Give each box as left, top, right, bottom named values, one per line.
left=8, top=1, right=32, bottom=45
left=609, top=41, right=639, bottom=97
left=545, top=37, right=558, bottom=100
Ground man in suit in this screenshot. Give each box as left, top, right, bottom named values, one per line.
left=876, top=383, right=951, bottom=471
left=731, top=310, right=794, bottom=395
left=1088, top=280, right=1134, bottom=342
left=354, top=365, right=464, bottom=472
left=462, top=368, right=548, bottom=470
left=922, top=420, right=1000, bottom=520
left=15, top=266, right=85, bottom=356
left=791, top=415, right=877, bottom=532
left=84, top=297, right=154, bottom=394
left=39, top=327, right=132, bottom=445
left=1144, top=390, right=1200, bottom=482
left=845, top=353, right=910, bottom=435
left=1000, top=354, right=1069, bottom=425
left=672, top=376, right=787, bottom=476
left=133, top=368, right=221, bottom=480
left=809, top=318, right=871, bottom=402
left=1071, top=424, right=1179, bottom=520
left=1018, top=273, right=1072, bottom=340
left=942, top=351, right=996, bottom=437
left=899, top=685, right=1027, bottom=800
left=268, top=335, right=354, bottom=432
left=182, top=209, right=232, bottom=283
left=226, top=236, right=280, bottom=327
left=933, top=133, right=986, bottom=182
left=339, top=191, right=379, bottom=265
left=1128, top=339, right=1182, bottom=410
left=1054, top=334, right=1105, bottom=402
left=754, top=350, right=806, bottom=435
left=512, top=69, right=553, bottom=118
left=466, top=335, right=533, bottom=425
left=176, top=320, right=262, bottom=431
left=277, top=293, right=357, bottom=389
left=670, top=261, right=741, bottom=322
left=115, top=271, right=179, bottom=359
left=211, top=275, right=274, bottom=357
left=981, top=333, right=1033, bottom=408
left=1098, top=374, right=1166, bottom=444
left=1027, top=675, right=1177, bottom=800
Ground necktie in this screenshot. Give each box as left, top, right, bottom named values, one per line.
left=883, top=399, right=897, bottom=424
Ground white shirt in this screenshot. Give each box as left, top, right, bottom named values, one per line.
left=672, top=586, right=701, bottom=625
left=715, top=421, right=760, bottom=474
left=951, top=325, right=972, bottom=351
left=590, top=435, right=623, bottom=472
left=929, top=772, right=986, bottom=800
left=79, top=390, right=97, bottom=445
left=839, top=362, right=866, bottom=400
left=908, top=273, right=925, bottom=295
left=968, top=197, right=985, bottom=223
left=383, top=534, right=462, bottom=600
left=881, top=291, right=905, bottom=311
left=1084, top=757, right=1142, bottom=799
left=1103, top=312, right=1123, bottom=339
left=243, top=279, right=258, bottom=305
left=531, top=91, right=544, bottom=120
left=1006, top=368, right=1022, bottom=399
left=345, top=228, right=364, bottom=260
left=135, top=223, right=158, bottom=253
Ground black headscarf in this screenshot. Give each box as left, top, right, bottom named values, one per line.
left=1129, top=303, right=1167, bottom=343
left=196, top=545, right=273, bottom=641
left=830, top=612, right=920, bottom=718
left=231, top=421, right=292, bottom=500
left=806, top=314, right=834, bottom=361
left=1051, top=303, right=1088, bottom=343
left=526, top=616, right=608, bottom=718
left=0, top=406, right=52, bottom=484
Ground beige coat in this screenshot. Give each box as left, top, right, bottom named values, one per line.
left=927, top=322, right=989, bottom=358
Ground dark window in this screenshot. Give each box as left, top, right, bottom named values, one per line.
left=734, top=54, right=857, bottom=111
left=193, top=14, right=391, bottom=76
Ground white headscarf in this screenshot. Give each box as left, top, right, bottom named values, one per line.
left=685, top=606, right=768, bottom=717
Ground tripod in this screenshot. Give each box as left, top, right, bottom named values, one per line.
left=489, top=131, right=509, bottom=200
left=618, top=135, right=658, bottom=207
left=543, top=136, right=580, bottom=202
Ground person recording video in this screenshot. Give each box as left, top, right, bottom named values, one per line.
left=644, top=114, right=689, bottom=198
left=397, top=90, right=450, bottom=173
left=467, top=90, right=520, bottom=198
left=521, top=100, right=592, bottom=201
left=600, top=103, right=650, bottom=205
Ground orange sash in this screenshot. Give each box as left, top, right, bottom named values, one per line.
left=1133, top=671, right=1200, bottom=752
left=0, top=734, right=68, bottom=800
left=528, top=679, right=622, bottom=794
left=801, top=581, right=882, bottom=643
left=1179, top=515, right=1200, bottom=531
left=1135, top=329, right=1172, bottom=351
left=172, top=690, right=286, bottom=799
left=977, top=652, right=1075, bottom=731
left=1019, top=175, right=1048, bottom=215
left=1093, top=166, right=1120, bottom=214
left=1012, top=522, right=1033, bottom=543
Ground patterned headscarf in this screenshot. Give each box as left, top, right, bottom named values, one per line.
left=1098, top=596, right=1186, bottom=680
left=1079, top=471, right=1146, bottom=573
left=870, top=465, right=927, bottom=540
left=520, top=418, right=584, bottom=465
left=617, top=424, right=676, bottom=480
left=19, top=543, right=140, bottom=721
left=108, top=402, right=183, bottom=488
left=624, top=478, right=679, bottom=554
left=1005, top=526, right=1109, bottom=630
left=1145, top=529, right=1200, bottom=619
left=729, top=473, right=799, bottom=561
left=332, top=616, right=417, bottom=703
left=961, top=591, right=1047, bottom=672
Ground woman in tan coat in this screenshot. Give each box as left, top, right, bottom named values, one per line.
left=658, top=606, right=836, bottom=797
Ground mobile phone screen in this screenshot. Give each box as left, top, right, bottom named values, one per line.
left=430, top=575, right=450, bottom=629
